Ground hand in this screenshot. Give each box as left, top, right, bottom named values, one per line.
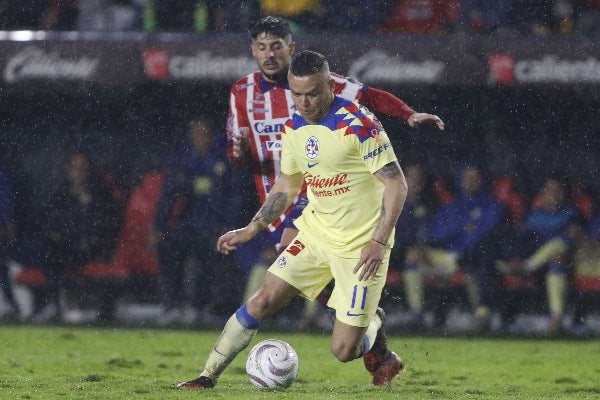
left=217, top=226, right=254, bottom=255
left=352, top=240, right=386, bottom=281
left=232, top=127, right=250, bottom=158
left=408, top=112, right=445, bottom=130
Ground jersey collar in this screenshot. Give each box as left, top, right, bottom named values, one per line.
left=259, top=73, right=290, bottom=93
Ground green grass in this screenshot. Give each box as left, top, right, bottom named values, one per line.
left=0, top=326, right=599, bottom=399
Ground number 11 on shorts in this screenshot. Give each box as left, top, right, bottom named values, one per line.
left=351, top=285, right=367, bottom=310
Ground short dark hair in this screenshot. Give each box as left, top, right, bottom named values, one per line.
left=290, top=50, right=328, bottom=77
left=250, top=16, right=292, bottom=41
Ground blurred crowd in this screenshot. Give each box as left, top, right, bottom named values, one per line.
left=0, top=118, right=253, bottom=326
left=384, top=163, right=600, bottom=337
left=1, top=116, right=600, bottom=338
left=1, top=0, right=600, bottom=36
left=0, top=1, right=599, bottom=337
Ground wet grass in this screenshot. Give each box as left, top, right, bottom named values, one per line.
left=0, top=325, right=599, bottom=399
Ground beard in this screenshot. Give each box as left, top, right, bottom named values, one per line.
left=262, top=66, right=289, bottom=83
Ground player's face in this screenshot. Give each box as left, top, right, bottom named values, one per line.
left=288, top=72, right=335, bottom=124
left=251, top=33, right=294, bottom=83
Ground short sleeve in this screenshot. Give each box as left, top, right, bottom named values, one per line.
left=280, top=122, right=300, bottom=175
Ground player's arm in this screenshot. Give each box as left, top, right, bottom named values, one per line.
left=217, top=172, right=304, bottom=254
left=353, top=161, right=408, bottom=281
left=226, top=88, right=252, bottom=165
left=372, top=161, right=408, bottom=245
left=361, top=86, right=445, bottom=130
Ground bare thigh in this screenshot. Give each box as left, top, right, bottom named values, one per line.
left=279, top=227, right=299, bottom=249
left=246, top=271, right=300, bottom=320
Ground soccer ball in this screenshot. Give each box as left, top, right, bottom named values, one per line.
left=246, top=339, right=299, bottom=389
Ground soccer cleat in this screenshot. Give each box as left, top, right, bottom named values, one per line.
left=363, top=307, right=389, bottom=373
left=363, top=307, right=405, bottom=386
left=372, top=350, right=405, bottom=386
left=176, top=376, right=215, bottom=389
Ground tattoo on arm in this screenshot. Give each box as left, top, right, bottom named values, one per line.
left=377, top=162, right=401, bottom=179
left=374, top=161, right=402, bottom=234
left=251, top=192, right=289, bottom=232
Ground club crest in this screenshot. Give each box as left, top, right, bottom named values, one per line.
left=305, top=136, right=319, bottom=160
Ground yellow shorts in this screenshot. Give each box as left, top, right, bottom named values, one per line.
left=268, top=231, right=389, bottom=327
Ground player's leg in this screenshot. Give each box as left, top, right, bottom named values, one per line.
left=275, top=229, right=339, bottom=332
left=177, top=272, right=299, bottom=389
left=329, top=250, right=404, bottom=386
left=280, top=223, right=336, bottom=327
left=245, top=271, right=300, bottom=321
left=330, top=320, right=369, bottom=361
left=178, top=232, right=326, bottom=390
left=280, top=225, right=323, bottom=326
left=278, top=226, right=299, bottom=252
left=330, top=307, right=404, bottom=387
left=366, top=309, right=405, bottom=386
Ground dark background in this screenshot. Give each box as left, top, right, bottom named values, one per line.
left=2, top=82, right=599, bottom=204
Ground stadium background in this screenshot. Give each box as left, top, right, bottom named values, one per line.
left=1, top=31, right=598, bottom=204
left=1, top=30, right=599, bottom=329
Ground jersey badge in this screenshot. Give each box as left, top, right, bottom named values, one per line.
left=277, top=256, right=288, bottom=268
left=305, top=136, right=319, bottom=160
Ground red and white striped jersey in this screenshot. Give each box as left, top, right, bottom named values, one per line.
left=226, top=71, right=365, bottom=231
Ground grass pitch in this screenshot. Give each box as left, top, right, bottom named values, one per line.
left=0, top=325, right=599, bottom=399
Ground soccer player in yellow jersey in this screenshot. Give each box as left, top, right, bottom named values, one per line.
left=177, top=50, right=408, bottom=389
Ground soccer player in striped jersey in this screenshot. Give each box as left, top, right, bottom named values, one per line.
left=178, top=49, right=407, bottom=390
left=228, top=16, right=444, bottom=321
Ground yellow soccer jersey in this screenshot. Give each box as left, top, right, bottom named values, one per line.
left=281, top=96, right=398, bottom=257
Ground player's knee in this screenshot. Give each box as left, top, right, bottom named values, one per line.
left=330, top=341, right=359, bottom=363
left=246, top=289, right=282, bottom=320
left=246, top=294, right=271, bottom=320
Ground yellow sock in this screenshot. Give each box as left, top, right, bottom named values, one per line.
left=243, top=264, right=268, bottom=301
left=200, top=313, right=257, bottom=381
left=403, top=268, right=423, bottom=314
left=546, top=272, right=567, bottom=316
